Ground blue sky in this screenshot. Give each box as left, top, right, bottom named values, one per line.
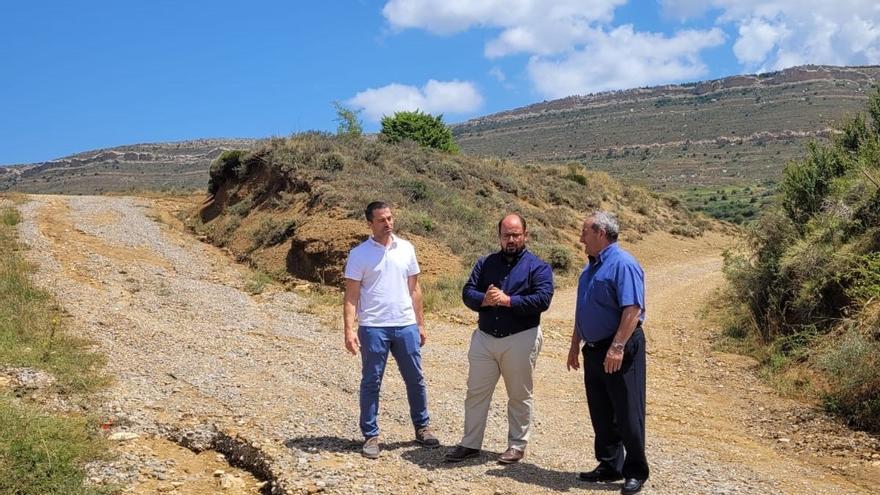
left=3, top=0, right=880, bottom=165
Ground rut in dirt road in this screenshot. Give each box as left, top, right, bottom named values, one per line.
left=16, top=194, right=879, bottom=494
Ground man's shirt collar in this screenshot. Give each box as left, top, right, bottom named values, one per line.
left=591, top=242, right=619, bottom=265
left=368, top=234, right=398, bottom=249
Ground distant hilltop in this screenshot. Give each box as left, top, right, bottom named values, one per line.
left=0, top=139, right=258, bottom=194
left=4, top=65, right=879, bottom=195
left=453, top=64, right=880, bottom=189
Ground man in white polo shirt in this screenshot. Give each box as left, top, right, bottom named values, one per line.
left=343, top=201, right=439, bottom=459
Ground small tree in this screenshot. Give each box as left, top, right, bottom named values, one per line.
left=333, top=101, right=363, bottom=138
left=379, top=110, right=459, bottom=153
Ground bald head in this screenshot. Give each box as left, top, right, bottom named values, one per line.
left=498, top=213, right=526, bottom=234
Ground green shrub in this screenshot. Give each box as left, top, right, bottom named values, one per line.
left=396, top=179, right=430, bottom=202
left=721, top=86, right=880, bottom=431
left=818, top=326, right=880, bottom=431
left=227, top=197, right=253, bottom=218
left=380, top=111, right=460, bottom=153
left=333, top=101, right=363, bottom=139
left=1, top=207, right=20, bottom=226
left=546, top=245, right=572, bottom=271
left=208, top=149, right=247, bottom=195
left=318, top=151, right=346, bottom=172
left=779, top=143, right=849, bottom=228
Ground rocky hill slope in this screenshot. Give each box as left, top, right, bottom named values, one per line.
left=454, top=65, right=880, bottom=190
left=0, top=139, right=257, bottom=194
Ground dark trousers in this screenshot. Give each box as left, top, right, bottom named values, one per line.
left=582, top=328, right=649, bottom=480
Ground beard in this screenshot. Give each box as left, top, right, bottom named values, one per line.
left=503, top=243, right=524, bottom=256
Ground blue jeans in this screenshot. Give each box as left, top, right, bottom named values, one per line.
left=359, top=324, right=430, bottom=438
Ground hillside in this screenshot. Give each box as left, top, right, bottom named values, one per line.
left=0, top=139, right=258, bottom=194
left=454, top=65, right=880, bottom=192
left=187, top=134, right=721, bottom=300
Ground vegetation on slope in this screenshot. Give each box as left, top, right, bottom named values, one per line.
left=0, top=202, right=110, bottom=494
left=721, top=88, right=880, bottom=431
left=189, top=132, right=716, bottom=307
left=380, top=110, right=460, bottom=153
left=454, top=65, right=880, bottom=223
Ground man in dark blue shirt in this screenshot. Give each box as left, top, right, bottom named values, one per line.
left=567, top=211, right=648, bottom=495
left=445, top=213, right=554, bottom=464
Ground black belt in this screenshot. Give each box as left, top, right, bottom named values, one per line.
left=583, top=323, right=643, bottom=349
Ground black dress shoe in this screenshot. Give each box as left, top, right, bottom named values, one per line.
left=444, top=445, right=480, bottom=462
left=578, top=465, right=623, bottom=482
left=621, top=478, right=646, bottom=495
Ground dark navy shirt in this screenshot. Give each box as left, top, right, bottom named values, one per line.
left=575, top=242, right=646, bottom=343
left=462, top=249, right=554, bottom=337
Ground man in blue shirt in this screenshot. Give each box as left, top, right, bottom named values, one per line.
left=567, top=211, right=648, bottom=495
left=445, top=213, right=554, bottom=464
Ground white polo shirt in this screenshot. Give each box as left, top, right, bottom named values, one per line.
left=344, top=234, right=420, bottom=327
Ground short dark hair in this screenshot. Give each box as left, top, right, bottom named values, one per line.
left=498, top=213, right=527, bottom=233
left=365, top=201, right=389, bottom=221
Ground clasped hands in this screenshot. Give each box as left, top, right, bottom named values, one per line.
left=481, top=284, right=511, bottom=307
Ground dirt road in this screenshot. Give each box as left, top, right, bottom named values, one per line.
left=16, top=195, right=880, bottom=494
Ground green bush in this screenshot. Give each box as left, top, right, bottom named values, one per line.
left=1, top=208, right=20, bottom=226
left=333, top=101, right=363, bottom=139
left=379, top=110, right=460, bottom=153
left=318, top=151, right=346, bottom=172
left=396, top=179, right=430, bottom=202
left=208, top=149, right=247, bottom=195
left=546, top=245, right=572, bottom=271
left=779, top=143, right=849, bottom=228
left=722, top=85, right=880, bottom=431
left=818, top=326, right=880, bottom=431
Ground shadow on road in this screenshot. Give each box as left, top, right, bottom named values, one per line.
left=285, top=435, right=619, bottom=491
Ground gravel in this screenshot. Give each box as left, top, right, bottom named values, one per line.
left=15, top=194, right=878, bottom=494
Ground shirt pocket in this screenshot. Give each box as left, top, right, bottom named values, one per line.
left=590, top=279, right=615, bottom=305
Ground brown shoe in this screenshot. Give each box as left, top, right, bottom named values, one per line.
left=444, top=445, right=480, bottom=462
left=498, top=446, right=525, bottom=464
left=415, top=426, right=440, bottom=447
left=361, top=436, right=380, bottom=459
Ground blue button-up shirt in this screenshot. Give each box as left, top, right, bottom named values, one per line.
left=462, top=249, right=554, bottom=338
left=575, top=242, right=646, bottom=343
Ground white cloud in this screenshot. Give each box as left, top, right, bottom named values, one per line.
left=488, top=67, right=506, bottom=82
left=528, top=26, right=726, bottom=98
left=383, top=0, right=624, bottom=57
left=733, top=19, right=788, bottom=65
left=348, top=80, right=483, bottom=122
left=382, top=0, right=726, bottom=98
left=664, top=0, right=880, bottom=70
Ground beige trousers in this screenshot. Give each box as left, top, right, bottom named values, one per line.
left=460, top=326, right=543, bottom=450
